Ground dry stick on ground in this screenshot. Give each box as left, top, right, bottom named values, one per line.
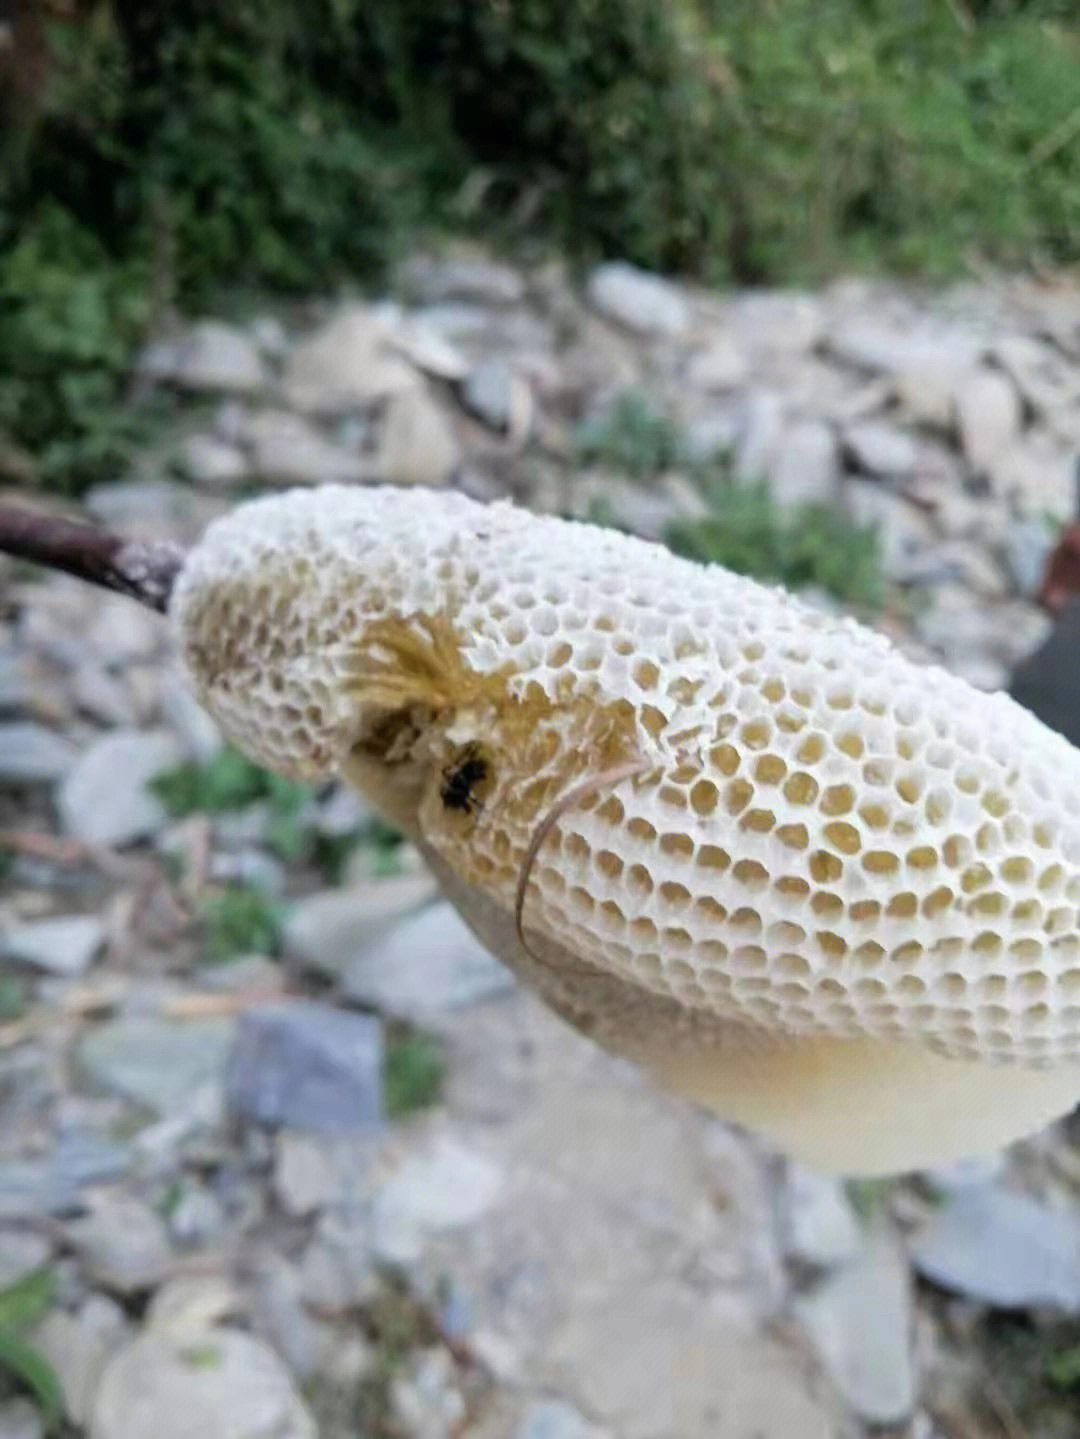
left=0, top=501, right=185, bottom=612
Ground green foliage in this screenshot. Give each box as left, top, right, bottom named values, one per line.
left=577, top=388, right=884, bottom=607
left=575, top=391, right=686, bottom=480
left=382, top=1027, right=446, bottom=1119
left=666, top=481, right=884, bottom=609
left=199, top=884, right=282, bottom=963
left=0, top=1268, right=63, bottom=1428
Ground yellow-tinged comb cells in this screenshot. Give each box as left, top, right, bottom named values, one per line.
left=173, top=484, right=1080, bottom=1173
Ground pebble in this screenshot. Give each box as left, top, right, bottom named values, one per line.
left=139, top=319, right=266, bottom=396
left=57, top=729, right=184, bottom=846
left=0, top=1399, right=44, bottom=1439
left=795, top=1224, right=915, bottom=1426
left=329, top=899, right=514, bottom=1022
left=224, top=1001, right=384, bottom=1134
left=400, top=252, right=526, bottom=307
left=283, top=303, right=415, bottom=413
left=79, top=1016, right=235, bottom=1119
left=283, top=873, right=439, bottom=974
left=180, top=432, right=249, bottom=487
left=0, top=722, right=76, bottom=783
left=246, top=409, right=371, bottom=486
left=586, top=260, right=691, bottom=337
left=90, top=1326, right=316, bottom=1439
left=462, top=360, right=517, bottom=432
left=33, top=1296, right=129, bottom=1428
left=65, top=1193, right=174, bottom=1294
left=841, top=419, right=919, bottom=477
left=1, top=914, right=104, bottom=977
left=0, top=1229, right=52, bottom=1289
left=911, top=1183, right=1080, bottom=1310
left=378, top=380, right=462, bottom=486
left=517, top=1400, right=610, bottom=1439
left=685, top=333, right=749, bottom=391
left=955, top=364, right=1022, bottom=476
left=781, top=1164, right=861, bottom=1268
left=273, top=1132, right=348, bottom=1218
left=369, top=1134, right=504, bottom=1264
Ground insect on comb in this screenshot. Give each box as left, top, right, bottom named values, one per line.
left=440, top=743, right=489, bottom=815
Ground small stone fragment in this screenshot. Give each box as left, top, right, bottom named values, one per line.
left=79, top=1016, right=235, bottom=1119
left=1, top=916, right=104, bottom=978
left=225, top=1001, right=384, bottom=1134
left=0, top=723, right=77, bottom=784
left=65, top=1193, right=173, bottom=1294
left=57, top=729, right=184, bottom=846
left=796, top=1224, right=915, bottom=1427
left=586, top=261, right=691, bottom=337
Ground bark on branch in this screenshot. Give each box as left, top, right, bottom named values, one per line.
left=0, top=503, right=184, bottom=612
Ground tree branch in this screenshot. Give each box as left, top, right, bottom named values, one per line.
left=0, top=503, right=185, bottom=612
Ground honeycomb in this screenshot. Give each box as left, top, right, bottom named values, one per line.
left=173, top=484, right=1080, bottom=1083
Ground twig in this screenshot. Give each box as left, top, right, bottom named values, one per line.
left=0, top=502, right=184, bottom=612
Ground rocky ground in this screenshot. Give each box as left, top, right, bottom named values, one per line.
left=4, top=248, right=1080, bottom=1436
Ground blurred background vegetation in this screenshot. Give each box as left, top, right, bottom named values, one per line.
left=3, top=0, right=1080, bottom=492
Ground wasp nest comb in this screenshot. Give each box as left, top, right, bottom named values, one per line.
left=173, top=485, right=1080, bottom=1173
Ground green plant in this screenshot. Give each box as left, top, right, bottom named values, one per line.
left=0, top=1268, right=63, bottom=1428
left=665, top=480, right=884, bottom=610
left=382, top=1027, right=446, bottom=1119
left=199, top=884, right=282, bottom=963
left=574, top=390, right=686, bottom=480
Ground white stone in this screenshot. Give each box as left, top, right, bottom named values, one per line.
left=796, top=1225, right=915, bottom=1426
left=246, top=410, right=370, bottom=486
left=729, top=290, right=825, bottom=357
left=370, top=1135, right=504, bottom=1252
left=140, top=321, right=266, bottom=396
left=34, top=1298, right=129, bottom=1427
left=586, top=261, right=691, bottom=337
left=65, top=1193, right=173, bottom=1294
left=180, top=433, right=249, bottom=487
left=955, top=366, right=1022, bottom=476
left=283, top=303, right=416, bottom=413
left=57, top=729, right=184, bottom=846
left=1, top=915, right=104, bottom=977
left=378, top=382, right=462, bottom=486
left=842, top=420, right=919, bottom=477
left=273, top=1133, right=342, bottom=1217
left=685, top=334, right=749, bottom=391
left=283, top=874, right=438, bottom=975
left=90, top=1327, right=315, bottom=1439
left=767, top=420, right=840, bottom=509
left=782, top=1164, right=861, bottom=1268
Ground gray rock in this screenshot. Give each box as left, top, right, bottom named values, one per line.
left=333, top=900, right=513, bottom=1021
left=0, top=1229, right=51, bottom=1290
left=796, top=1225, right=915, bottom=1426
left=57, top=729, right=184, bottom=846
left=0, top=649, right=41, bottom=718
left=685, top=334, right=749, bottom=391
left=299, top=1215, right=379, bottom=1311
left=86, top=596, right=164, bottom=667
left=767, top=420, right=840, bottom=509
left=911, top=1185, right=1080, bottom=1309
left=140, top=320, right=266, bottom=396
left=989, top=429, right=1077, bottom=517
left=252, top=1255, right=341, bottom=1380
left=283, top=304, right=416, bottom=413
left=156, top=675, right=223, bottom=764
left=369, top=1134, right=504, bottom=1264
left=1004, top=513, right=1058, bottom=597
left=71, top=664, right=134, bottom=726
left=66, top=1193, right=173, bottom=1294
left=955, top=365, right=1022, bottom=478
left=399, top=253, right=526, bottom=307
left=90, top=1327, right=316, bottom=1439
left=1, top=915, right=104, bottom=977
left=993, top=333, right=1080, bottom=416
left=225, top=1001, right=384, bottom=1134
left=283, top=873, right=439, bottom=974
left=462, top=360, right=516, bottom=431
left=179, top=432, right=249, bottom=487
left=384, top=317, right=468, bottom=383
left=841, top=420, right=919, bottom=478
left=273, top=1132, right=347, bottom=1217
left=79, top=1016, right=235, bottom=1118
left=246, top=409, right=371, bottom=486
left=34, top=1297, right=129, bottom=1428
left=586, top=261, right=691, bottom=337
left=390, top=1346, right=465, bottom=1436
left=826, top=322, right=982, bottom=379
left=518, top=1400, right=609, bottom=1439
left=730, top=290, right=825, bottom=357
left=165, top=1180, right=226, bottom=1249
left=781, top=1165, right=861, bottom=1268
left=0, top=723, right=77, bottom=784
left=0, top=1398, right=45, bottom=1439
left=733, top=389, right=785, bottom=482
left=378, top=382, right=462, bottom=486
left=48, top=1129, right=132, bottom=1195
